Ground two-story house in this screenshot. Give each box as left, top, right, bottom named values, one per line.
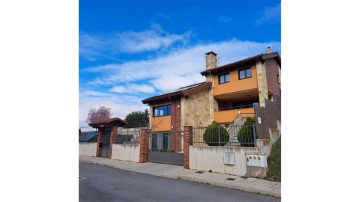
left=142, top=48, right=281, bottom=150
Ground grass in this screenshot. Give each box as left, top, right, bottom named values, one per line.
left=266, top=137, right=281, bottom=182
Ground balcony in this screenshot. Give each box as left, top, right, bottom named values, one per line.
left=214, top=107, right=255, bottom=124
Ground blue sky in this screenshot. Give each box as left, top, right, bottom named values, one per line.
left=79, top=0, right=281, bottom=127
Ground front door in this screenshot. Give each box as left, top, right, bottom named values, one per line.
left=101, top=128, right=111, bottom=158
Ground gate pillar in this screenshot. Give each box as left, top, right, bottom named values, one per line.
left=108, top=126, right=118, bottom=159
left=184, top=126, right=193, bottom=169
left=139, top=128, right=149, bottom=163
left=96, top=128, right=104, bottom=157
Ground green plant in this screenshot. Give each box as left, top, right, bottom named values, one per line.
left=266, top=137, right=281, bottom=182
left=203, top=122, right=229, bottom=146
left=237, top=117, right=256, bottom=147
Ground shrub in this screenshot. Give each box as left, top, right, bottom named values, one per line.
left=203, top=122, right=229, bottom=146
left=266, top=137, right=281, bottom=181
left=237, top=117, right=256, bottom=147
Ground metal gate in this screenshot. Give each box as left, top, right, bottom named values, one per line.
left=148, top=131, right=184, bottom=166
left=101, top=128, right=111, bottom=158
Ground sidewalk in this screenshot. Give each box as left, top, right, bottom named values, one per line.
left=79, top=156, right=281, bottom=198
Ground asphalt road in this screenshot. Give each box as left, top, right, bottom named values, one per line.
left=80, top=162, right=280, bottom=202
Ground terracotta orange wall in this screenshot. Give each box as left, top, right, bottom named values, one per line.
left=151, top=116, right=171, bottom=131
left=150, top=102, right=171, bottom=132
left=213, top=65, right=258, bottom=96
left=214, top=108, right=255, bottom=123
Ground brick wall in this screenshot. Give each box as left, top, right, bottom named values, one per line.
left=265, top=58, right=281, bottom=96
left=96, top=129, right=104, bottom=157
left=108, top=126, right=118, bottom=159
left=183, top=126, right=193, bottom=169
left=171, top=98, right=181, bottom=131
left=254, top=95, right=281, bottom=139
left=171, top=98, right=182, bottom=152
left=139, top=129, right=149, bottom=163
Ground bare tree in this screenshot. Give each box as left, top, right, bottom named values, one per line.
left=86, top=106, right=113, bottom=124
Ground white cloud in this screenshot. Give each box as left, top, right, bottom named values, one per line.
left=218, top=16, right=232, bottom=23
left=110, top=83, right=155, bottom=94
left=109, top=86, right=127, bottom=93
left=255, top=4, right=281, bottom=25
left=83, top=39, right=281, bottom=91
left=79, top=26, right=191, bottom=60
left=116, top=30, right=191, bottom=53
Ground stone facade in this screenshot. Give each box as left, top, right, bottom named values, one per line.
left=181, top=88, right=212, bottom=128
left=256, top=61, right=269, bottom=107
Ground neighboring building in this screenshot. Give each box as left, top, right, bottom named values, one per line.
left=142, top=48, right=281, bottom=148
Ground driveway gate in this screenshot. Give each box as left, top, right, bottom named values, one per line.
left=148, top=131, right=184, bottom=166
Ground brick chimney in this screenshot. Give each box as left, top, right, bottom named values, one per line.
left=206, top=51, right=217, bottom=70
left=266, top=47, right=273, bottom=53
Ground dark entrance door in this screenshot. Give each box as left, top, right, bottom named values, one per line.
left=101, top=128, right=111, bottom=158
left=148, top=132, right=184, bottom=166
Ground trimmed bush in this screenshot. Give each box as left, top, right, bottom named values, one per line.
left=203, top=122, right=229, bottom=146
left=237, top=117, right=256, bottom=147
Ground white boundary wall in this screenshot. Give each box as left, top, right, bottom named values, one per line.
left=112, top=143, right=140, bottom=162
left=190, top=146, right=260, bottom=176
left=79, top=142, right=97, bottom=157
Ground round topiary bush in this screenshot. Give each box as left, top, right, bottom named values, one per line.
left=203, top=122, right=229, bottom=146
left=237, top=117, right=256, bottom=147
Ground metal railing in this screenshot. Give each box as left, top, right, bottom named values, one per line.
left=149, top=131, right=184, bottom=152
left=115, top=128, right=141, bottom=144
left=217, top=103, right=257, bottom=111
left=192, top=124, right=257, bottom=147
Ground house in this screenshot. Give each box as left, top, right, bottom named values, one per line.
left=142, top=48, right=281, bottom=150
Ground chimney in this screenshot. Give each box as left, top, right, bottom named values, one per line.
left=266, top=47, right=273, bottom=53
left=206, top=51, right=217, bottom=70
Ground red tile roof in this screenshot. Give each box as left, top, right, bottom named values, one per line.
left=89, top=117, right=127, bottom=127
left=142, top=82, right=211, bottom=104
left=201, top=52, right=280, bottom=76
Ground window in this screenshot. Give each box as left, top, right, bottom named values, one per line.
left=153, top=105, right=171, bottom=116
left=151, top=133, right=170, bottom=151
left=239, top=68, right=252, bottom=79
left=218, top=73, right=230, bottom=84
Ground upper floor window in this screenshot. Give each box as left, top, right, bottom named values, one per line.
left=218, top=73, right=230, bottom=84
left=239, top=68, right=252, bottom=79
left=153, top=105, right=171, bottom=117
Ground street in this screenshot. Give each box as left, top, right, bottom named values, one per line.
left=80, top=162, right=280, bottom=202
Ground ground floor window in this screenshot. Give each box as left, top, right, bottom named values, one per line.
left=151, top=133, right=170, bottom=151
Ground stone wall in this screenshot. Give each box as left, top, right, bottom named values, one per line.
left=181, top=89, right=212, bottom=128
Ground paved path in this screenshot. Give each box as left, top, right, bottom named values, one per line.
left=80, top=162, right=280, bottom=202
left=79, top=156, right=281, bottom=198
